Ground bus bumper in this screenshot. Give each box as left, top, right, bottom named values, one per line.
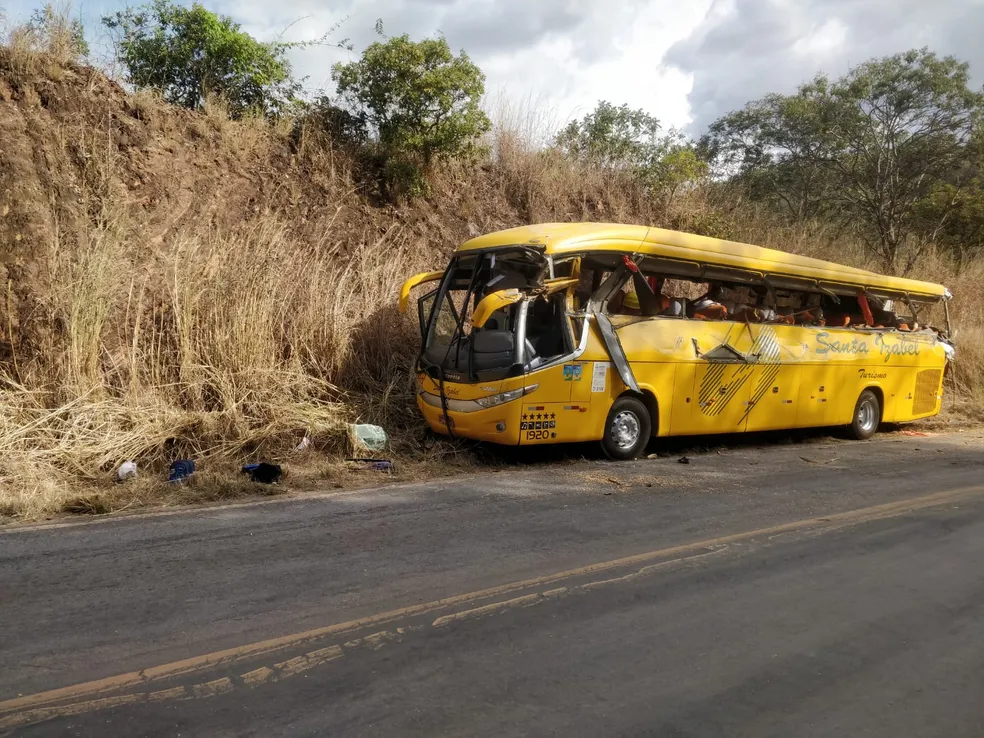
left=418, top=394, right=523, bottom=445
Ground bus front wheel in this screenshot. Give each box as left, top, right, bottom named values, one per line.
left=601, top=396, right=651, bottom=460
left=850, top=390, right=881, bottom=441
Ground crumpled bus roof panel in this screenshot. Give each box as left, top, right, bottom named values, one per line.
left=456, top=222, right=947, bottom=300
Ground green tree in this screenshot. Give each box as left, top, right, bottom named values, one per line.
left=556, top=101, right=663, bottom=168
left=705, top=49, right=984, bottom=271
left=703, top=86, right=841, bottom=221
left=914, top=123, right=984, bottom=262
left=102, top=0, right=302, bottom=118
left=830, top=49, right=983, bottom=269
left=331, top=33, right=490, bottom=188
left=558, top=101, right=707, bottom=200
left=649, top=139, right=709, bottom=203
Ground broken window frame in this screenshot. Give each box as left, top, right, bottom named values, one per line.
left=416, top=246, right=953, bottom=386
left=595, top=253, right=949, bottom=335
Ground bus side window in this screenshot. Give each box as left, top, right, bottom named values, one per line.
left=690, top=284, right=729, bottom=320
left=576, top=268, right=610, bottom=310
left=552, top=261, right=575, bottom=279
left=821, top=295, right=853, bottom=327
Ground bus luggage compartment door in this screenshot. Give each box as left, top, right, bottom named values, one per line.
left=743, top=325, right=802, bottom=433
left=743, top=365, right=802, bottom=432
left=671, top=361, right=755, bottom=436
left=670, top=325, right=755, bottom=436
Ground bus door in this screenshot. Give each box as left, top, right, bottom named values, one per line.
left=670, top=323, right=755, bottom=436
left=516, top=291, right=583, bottom=442
left=742, top=324, right=803, bottom=432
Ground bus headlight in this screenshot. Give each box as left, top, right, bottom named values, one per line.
left=475, top=384, right=539, bottom=409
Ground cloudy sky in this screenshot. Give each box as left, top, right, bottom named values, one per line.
left=5, top=0, right=984, bottom=134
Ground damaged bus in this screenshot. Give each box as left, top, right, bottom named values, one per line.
left=398, top=223, right=954, bottom=459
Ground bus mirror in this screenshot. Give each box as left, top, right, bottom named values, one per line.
left=399, top=271, right=443, bottom=313
left=472, top=288, right=524, bottom=329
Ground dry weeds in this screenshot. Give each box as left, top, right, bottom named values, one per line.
left=2, top=1, right=85, bottom=78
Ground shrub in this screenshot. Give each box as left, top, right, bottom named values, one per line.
left=26, top=3, right=88, bottom=60
left=332, top=33, right=490, bottom=196
left=557, top=101, right=707, bottom=204
left=3, top=2, right=88, bottom=69
left=103, top=0, right=301, bottom=118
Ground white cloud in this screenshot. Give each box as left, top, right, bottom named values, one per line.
left=211, top=0, right=707, bottom=132
left=666, top=0, right=984, bottom=132
left=791, top=18, right=848, bottom=58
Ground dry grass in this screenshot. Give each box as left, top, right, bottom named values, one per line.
left=488, top=100, right=655, bottom=224
left=0, top=29, right=481, bottom=520
left=0, top=212, right=451, bottom=518
left=0, top=92, right=451, bottom=518
left=1, top=53, right=983, bottom=523
left=2, top=2, right=85, bottom=78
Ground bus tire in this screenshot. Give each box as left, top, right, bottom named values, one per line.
left=850, top=389, right=881, bottom=441
left=601, top=396, right=651, bottom=460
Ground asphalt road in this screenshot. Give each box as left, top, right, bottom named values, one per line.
left=3, top=429, right=984, bottom=737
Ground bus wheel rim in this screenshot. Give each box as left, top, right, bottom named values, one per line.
left=858, top=399, right=876, bottom=432
left=612, top=411, right=641, bottom=449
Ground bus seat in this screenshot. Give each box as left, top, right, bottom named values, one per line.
left=471, top=330, right=535, bottom=372
left=695, top=305, right=728, bottom=320
left=484, top=310, right=508, bottom=331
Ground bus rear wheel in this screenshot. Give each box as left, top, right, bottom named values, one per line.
left=850, top=390, right=881, bottom=440
left=601, top=396, right=651, bottom=460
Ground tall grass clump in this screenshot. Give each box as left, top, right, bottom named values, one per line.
left=0, top=208, right=444, bottom=518
left=485, top=95, right=653, bottom=224
left=3, top=2, right=87, bottom=78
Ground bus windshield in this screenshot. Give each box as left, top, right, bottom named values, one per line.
left=419, top=249, right=572, bottom=381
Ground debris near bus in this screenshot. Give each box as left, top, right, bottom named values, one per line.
left=116, top=461, right=138, bottom=482
left=168, top=460, right=196, bottom=484
left=242, top=463, right=283, bottom=484
left=345, top=458, right=394, bottom=473
left=350, top=424, right=388, bottom=453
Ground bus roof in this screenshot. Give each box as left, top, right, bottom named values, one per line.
left=457, top=222, right=948, bottom=299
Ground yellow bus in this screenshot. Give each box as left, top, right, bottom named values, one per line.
left=399, top=223, right=954, bottom=459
